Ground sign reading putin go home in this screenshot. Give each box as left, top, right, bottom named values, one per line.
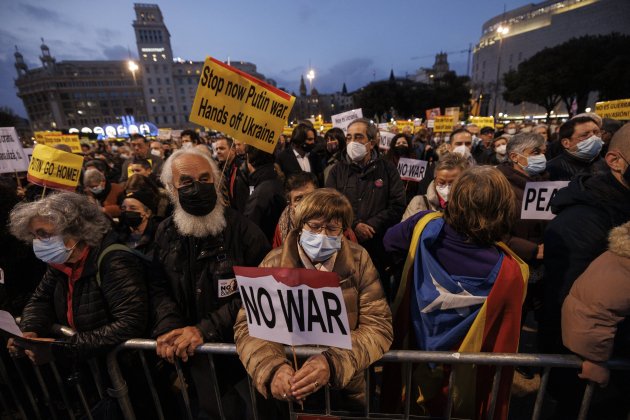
left=27, top=144, right=84, bottom=191
left=234, top=266, right=352, bottom=350
left=189, top=57, right=296, bottom=154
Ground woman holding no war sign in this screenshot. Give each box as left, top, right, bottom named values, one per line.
left=234, top=188, right=392, bottom=413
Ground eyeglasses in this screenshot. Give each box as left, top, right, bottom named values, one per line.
left=305, top=221, right=342, bottom=236
left=30, top=229, right=55, bottom=241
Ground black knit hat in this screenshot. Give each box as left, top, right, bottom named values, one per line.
left=125, top=188, right=157, bottom=214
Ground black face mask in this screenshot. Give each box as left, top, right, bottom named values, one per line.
left=395, top=146, right=409, bottom=155
left=301, top=142, right=315, bottom=153
left=121, top=211, right=143, bottom=229
left=177, top=181, right=217, bottom=216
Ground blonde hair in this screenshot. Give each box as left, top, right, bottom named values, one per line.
left=444, top=166, right=516, bottom=246
left=294, top=188, right=353, bottom=230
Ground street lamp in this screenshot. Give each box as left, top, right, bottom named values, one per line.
left=492, top=25, right=509, bottom=118
left=306, top=69, right=315, bottom=92
left=128, top=60, right=139, bottom=84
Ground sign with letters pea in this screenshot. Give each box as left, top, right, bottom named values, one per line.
left=234, top=266, right=352, bottom=350
left=521, top=181, right=569, bottom=220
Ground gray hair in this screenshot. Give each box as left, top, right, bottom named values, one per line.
left=9, top=192, right=111, bottom=247
left=83, top=168, right=105, bottom=186
left=506, top=132, right=545, bottom=157
left=347, top=118, right=378, bottom=142
left=160, top=148, right=225, bottom=205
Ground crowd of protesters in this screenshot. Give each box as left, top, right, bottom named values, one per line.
left=0, top=114, right=629, bottom=419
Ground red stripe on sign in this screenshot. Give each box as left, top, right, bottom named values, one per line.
left=209, top=57, right=293, bottom=101
left=27, top=174, right=77, bottom=191
left=234, top=266, right=340, bottom=288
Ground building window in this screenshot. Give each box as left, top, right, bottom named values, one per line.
left=156, top=78, right=161, bottom=85
left=147, top=77, right=152, bottom=85
left=183, top=105, right=187, bottom=111
left=165, top=77, right=170, bottom=85
left=155, top=116, right=159, bottom=124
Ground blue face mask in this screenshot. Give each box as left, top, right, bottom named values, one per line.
left=519, top=154, right=547, bottom=176
left=299, top=229, right=342, bottom=262
left=570, top=135, right=603, bottom=161
left=33, top=235, right=76, bottom=264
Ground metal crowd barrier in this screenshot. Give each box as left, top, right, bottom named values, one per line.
left=2, top=333, right=630, bottom=420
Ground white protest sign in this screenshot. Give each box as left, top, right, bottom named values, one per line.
left=332, top=108, right=363, bottom=134
left=397, top=157, right=428, bottom=182
left=521, top=181, right=569, bottom=220
left=0, top=310, right=23, bottom=337
left=427, top=119, right=435, bottom=128
left=0, top=127, right=29, bottom=174
left=234, top=266, right=352, bottom=350
left=379, top=130, right=395, bottom=150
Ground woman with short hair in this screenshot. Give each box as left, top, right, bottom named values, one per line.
left=7, top=192, right=147, bottom=360
left=235, top=188, right=392, bottom=412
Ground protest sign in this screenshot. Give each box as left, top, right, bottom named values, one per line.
left=595, top=99, right=630, bottom=120
left=444, top=107, right=460, bottom=119
left=433, top=116, right=456, bottom=133
left=427, top=119, right=435, bottom=128
left=397, top=157, right=428, bottom=182
left=378, top=130, right=395, bottom=150
left=425, top=107, right=441, bottom=121
left=0, top=127, right=29, bottom=173
left=157, top=128, right=172, bottom=141
left=234, top=266, right=352, bottom=350
left=189, top=57, right=295, bottom=154
left=332, top=108, right=363, bottom=134
left=27, top=144, right=84, bottom=191
left=37, top=133, right=82, bottom=153
left=521, top=181, right=569, bottom=220
left=469, top=116, right=495, bottom=129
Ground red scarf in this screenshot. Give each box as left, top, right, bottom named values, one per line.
left=50, top=246, right=91, bottom=329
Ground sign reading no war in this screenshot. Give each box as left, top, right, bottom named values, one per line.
left=190, top=57, right=296, bottom=154
left=27, top=144, right=84, bottom=191
left=397, top=157, right=428, bottom=182
left=234, top=266, right=352, bottom=350
left=521, top=181, right=569, bottom=220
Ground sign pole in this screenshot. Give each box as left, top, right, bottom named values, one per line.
left=291, top=346, right=304, bottom=410
left=41, top=185, right=47, bottom=199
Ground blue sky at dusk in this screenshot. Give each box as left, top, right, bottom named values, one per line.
left=0, top=0, right=533, bottom=117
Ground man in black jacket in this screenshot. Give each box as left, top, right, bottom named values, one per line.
left=276, top=123, right=323, bottom=184
left=151, top=148, right=270, bottom=418
left=326, top=118, right=406, bottom=298
left=214, top=135, right=249, bottom=214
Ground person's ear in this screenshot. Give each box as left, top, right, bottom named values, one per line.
left=605, top=152, right=626, bottom=173
left=560, top=137, right=571, bottom=149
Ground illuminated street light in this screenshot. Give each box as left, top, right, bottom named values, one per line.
left=128, top=60, right=139, bottom=84
left=306, top=69, right=315, bottom=91
left=492, top=25, right=510, bottom=118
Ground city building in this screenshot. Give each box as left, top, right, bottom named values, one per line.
left=290, top=75, right=354, bottom=122
left=471, top=0, right=630, bottom=118
left=410, top=52, right=451, bottom=83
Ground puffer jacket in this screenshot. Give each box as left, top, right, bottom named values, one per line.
left=19, top=231, right=148, bottom=358
left=562, top=221, right=630, bottom=363
left=234, top=230, right=393, bottom=405
left=150, top=207, right=270, bottom=341
left=401, top=180, right=441, bottom=221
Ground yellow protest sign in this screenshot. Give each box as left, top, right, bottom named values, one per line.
left=595, top=99, right=630, bottom=120
left=433, top=116, right=456, bottom=133
left=469, top=116, right=495, bottom=129
left=36, top=133, right=82, bottom=153
left=27, top=144, right=84, bottom=191
left=189, top=57, right=296, bottom=154
left=282, top=126, right=294, bottom=136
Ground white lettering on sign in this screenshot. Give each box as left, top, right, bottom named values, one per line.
left=236, top=272, right=352, bottom=350
left=521, top=181, right=570, bottom=220
left=397, top=157, right=428, bottom=182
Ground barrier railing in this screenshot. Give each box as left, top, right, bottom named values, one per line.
left=3, top=333, right=630, bottom=419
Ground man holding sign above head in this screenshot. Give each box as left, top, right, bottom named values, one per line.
left=149, top=147, right=270, bottom=418
left=234, top=188, right=392, bottom=412
left=120, top=134, right=163, bottom=182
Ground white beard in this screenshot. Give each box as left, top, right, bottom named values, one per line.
left=172, top=200, right=227, bottom=238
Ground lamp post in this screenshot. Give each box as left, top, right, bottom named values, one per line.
left=492, top=25, right=509, bottom=118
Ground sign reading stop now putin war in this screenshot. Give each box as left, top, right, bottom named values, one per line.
left=190, top=57, right=296, bottom=154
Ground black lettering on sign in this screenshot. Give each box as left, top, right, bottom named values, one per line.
left=241, top=285, right=261, bottom=325
left=278, top=289, right=305, bottom=333
left=257, top=288, right=276, bottom=328
left=199, top=66, right=224, bottom=96
left=524, top=188, right=536, bottom=211
left=322, top=291, right=347, bottom=335
left=536, top=188, right=548, bottom=211
left=307, top=289, right=326, bottom=333
left=225, top=81, right=246, bottom=101
left=546, top=188, right=560, bottom=212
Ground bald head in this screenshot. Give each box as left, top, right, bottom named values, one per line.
left=609, top=123, right=630, bottom=157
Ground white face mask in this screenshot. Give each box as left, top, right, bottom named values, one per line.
left=452, top=144, right=471, bottom=159
left=506, top=128, right=516, bottom=135
left=182, top=142, right=193, bottom=149
left=150, top=149, right=162, bottom=157
left=495, top=144, right=507, bottom=155
left=435, top=184, right=451, bottom=202
left=347, top=142, right=368, bottom=162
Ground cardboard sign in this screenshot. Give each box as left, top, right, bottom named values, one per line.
left=397, top=157, right=428, bottom=182
left=425, top=107, right=441, bottom=121
left=332, top=108, right=363, bottom=134
left=27, top=144, right=84, bottom=191
left=433, top=116, right=456, bottom=133
left=189, top=57, right=295, bottom=154
left=444, top=107, right=460, bottom=118
left=157, top=128, right=172, bottom=141
left=595, top=98, right=630, bottom=120
left=0, top=127, right=29, bottom=173
left=378, top=130, right=395, bottom=150
left=37, top=133, right=82, bottom=154
left=234, top=266, right=352, bottom=350
left=469, top=116, right=495, bottom=129
left=521, top=181, right=569, bottom=220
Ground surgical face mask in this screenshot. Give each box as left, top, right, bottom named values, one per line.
left=90, top=185, right=104, bottom=195
left=495, top=144, right=507, bottom=155
left=518, top=154, right=547, bottom=176
left=177, top=181, right=217, bottom=216
left=570, top=135, right=603, bottom=161
left=435, top=184, right=451, bottom=202
left=150, top=149, right=162, bottom=157
left=299, top=229, right=342, bottom=262
left=182, top=142, right=193, bottom=150
left=347, top=141, right=367, bottom=162
left=33, top=235, right=76, bottom=264
left=120, top=153, right=131, bottom=160
left=452, top=144, right=471, bottom=159
left=506, top=128, right=516, bottom=135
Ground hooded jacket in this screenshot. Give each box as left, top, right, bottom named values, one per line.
left=401, top=180, right=442, bottom=221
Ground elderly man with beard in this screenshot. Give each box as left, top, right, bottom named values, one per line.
left=149, top=148, right=270, bottom=418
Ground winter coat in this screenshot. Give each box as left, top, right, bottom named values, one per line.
left=86, top=181, right=125, bottom=219
left=149, top=207, right=270, bottom=341
left=234, top=230, right=393, bottom=406
left=562, top=221, right=630, bottom=362
left=276, top=146, right=324, bottom=185
left=546, top=149, right=605, bottom=181
left=19, top=231, right=148, bottom=358
left=243, top=163, right=287, bottom=243
left=401, top=180, right=441, bottom=221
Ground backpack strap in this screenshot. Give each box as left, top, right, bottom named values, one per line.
left=96, top=243, right=149, bottom=287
